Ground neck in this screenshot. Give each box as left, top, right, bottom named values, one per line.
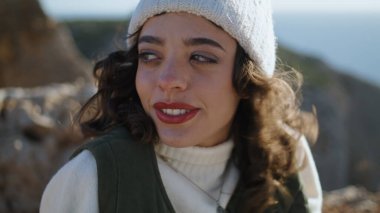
left=155, top=139, right=234, bottom=198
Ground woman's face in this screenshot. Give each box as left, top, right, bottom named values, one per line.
left=136, top=12, right=239, bottom=147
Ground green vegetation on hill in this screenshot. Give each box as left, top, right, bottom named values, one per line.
left=62, top=22, right=380, bottom=192
left=64, top=20, right=129, bottom=59
left=277, top=46, right=332, bottom=87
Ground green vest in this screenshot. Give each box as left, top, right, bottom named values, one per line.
left=72, top=127, right=309, bottom=213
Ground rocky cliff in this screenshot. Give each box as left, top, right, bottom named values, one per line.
left=0, top=81, right=94, bottom=212
left=0, top=4, right=379, bottom=212
left=278, top=48, right=380, bottom=192
left=66, top=20, right=380, bottom=191
left=0, top=0, right=91, bottom=87
left=1, top=80, right=379, bottom=212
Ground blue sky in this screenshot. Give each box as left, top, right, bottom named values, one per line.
left=39, top=0, right=380, bottom=19
left=37, top=0, right=380, bottom=85
left=273, top=0, right=380, bottom=12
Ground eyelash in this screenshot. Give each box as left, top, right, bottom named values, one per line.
left=138, top=52, right=159, bottom=63
left=190, top=54, right=218, bottom=64
left=137, top=51, right=218, bottom=64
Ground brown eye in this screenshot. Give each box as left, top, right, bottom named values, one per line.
left=138, top=52, right=159, bottom=63
left=190, top=54, right=218, bottom=64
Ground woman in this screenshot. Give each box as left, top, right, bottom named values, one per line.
left=40, top=0, right=322, bottom=212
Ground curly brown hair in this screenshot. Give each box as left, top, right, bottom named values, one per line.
left=76, top=38, right=311, bottom=211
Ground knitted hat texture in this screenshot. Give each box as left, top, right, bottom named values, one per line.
left=127, top=0, right=276, bottom=76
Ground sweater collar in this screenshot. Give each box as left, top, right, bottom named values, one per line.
left=154, top=139, right=234, bottom=166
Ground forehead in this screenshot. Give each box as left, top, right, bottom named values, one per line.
left=139, top=12, right=235, bottom=43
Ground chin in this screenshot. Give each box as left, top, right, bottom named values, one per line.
left=156, top=127, right=195, bottom=148
left=159, top=138, right=191, bottom=148
left=158, top=133, right=194, bottom=148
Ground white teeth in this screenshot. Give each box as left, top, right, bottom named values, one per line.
left=162, top=109, right=190, bottom=116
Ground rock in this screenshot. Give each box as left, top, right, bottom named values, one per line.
left=41, top=18, right=380, bottom=193
left=0, top=81, right=94, bottom=212
left=323, top=186, right=380, bottom=212
left=278, top=47, right=380, bottom=191
left=0, top=0, right=91, bottom=87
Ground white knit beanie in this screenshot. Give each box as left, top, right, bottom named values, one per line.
left=127, top=0, right=276, bottom=77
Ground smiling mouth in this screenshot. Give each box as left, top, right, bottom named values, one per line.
left=154, top=102, right=199, bottom=124
left=161, top=109, right=191, bottom=116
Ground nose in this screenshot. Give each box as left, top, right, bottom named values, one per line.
left=157, top=57, right=188, bottom=92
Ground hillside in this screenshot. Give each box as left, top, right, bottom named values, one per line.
left=278, top=47, right=380, bottom=191
left=0, top=17, right=379, bottom=212
left=66, top=20, right=380, bottom=191
left=0, top=0, right=90, bottom=87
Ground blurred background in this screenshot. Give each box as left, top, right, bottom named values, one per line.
left=0, top=0, right=379, bottom=212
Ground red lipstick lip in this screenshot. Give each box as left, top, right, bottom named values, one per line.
left=153, top=102, right=200, bottom=124
left=154, top=102, right=198, bottom=110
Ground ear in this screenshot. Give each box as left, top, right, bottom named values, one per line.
left=239, top=94, right=250, bottom=99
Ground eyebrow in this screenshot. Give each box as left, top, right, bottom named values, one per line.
left=138, top=35, right=225, bottom=52
left=184, top=37, right=225, bottom=52
left=138, top=35, right=164, bottom=45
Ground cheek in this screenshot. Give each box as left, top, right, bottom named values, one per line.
left=214, top=75, right=240, bottom=113
left=135, top=69, right=151, bottom=108
left=135, top=70, right=143, bottom=97
left=200, top=75, right=239, bottom=111
left=218, top=87, right=239, bottom=114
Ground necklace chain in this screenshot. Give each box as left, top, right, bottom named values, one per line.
left=218, top=205, right=226, bottom=213
left=159, top=154, right=229, bottom=213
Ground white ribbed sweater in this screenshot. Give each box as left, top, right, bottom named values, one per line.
left=40, top=136, right=322, bottom=213
left=154, top=139, right=238, bottom=212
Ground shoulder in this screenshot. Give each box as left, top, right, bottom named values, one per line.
left=72, top=127, right=131, bottom=155
left=71, top=127, right=139, bottom=159
left=40, top=150, right=98, bottom=213
left=281, top=124, right=323, bottom=212
left=296, top=136, right=323, bottom=213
